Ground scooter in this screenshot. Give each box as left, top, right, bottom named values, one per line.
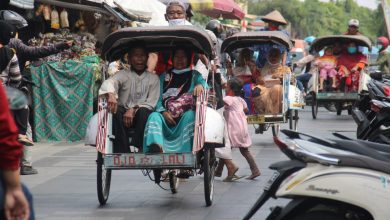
left=243, top=130, right=390, bottom=220
left=352, top=72, right=390, bottom=144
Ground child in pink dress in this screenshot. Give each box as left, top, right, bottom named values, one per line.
left=316, top=47, right=338, bottom=90
left=223, top=79, right=261, bottom=180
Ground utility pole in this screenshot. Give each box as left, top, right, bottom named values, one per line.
left=381, top=0, right=390, bottom=38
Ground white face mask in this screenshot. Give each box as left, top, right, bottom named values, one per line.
left=168, top=19, right=186, bottom=26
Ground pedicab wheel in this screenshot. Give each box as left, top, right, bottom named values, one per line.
left=336, top=102, right=343, bottom=115
left=289, top=110, right=299, bottom=131
left=272, top=124, right=280, bottom=137
left=203, top=147, right=216, bottom=207
left=311, top=92, right=318, bottom=119
left=169, top=170, right=179, bottom=194
left=347, top=105, right=353, bottom=115
left=97, top=152, right=111, bottom=205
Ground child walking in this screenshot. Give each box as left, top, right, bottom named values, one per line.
left=223, top=79, right=260, bottom=180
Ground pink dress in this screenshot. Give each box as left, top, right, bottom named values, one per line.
left=223, top=96, right=252, bottom=148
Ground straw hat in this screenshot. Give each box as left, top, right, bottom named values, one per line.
left=261, top=10, right=287, bottom=25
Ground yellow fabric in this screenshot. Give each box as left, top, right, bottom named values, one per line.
left=189, top=0, right=213, bottom=11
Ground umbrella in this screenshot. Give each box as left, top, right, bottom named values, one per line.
left=114, top=0, right=168, bottom=26
left=159, top=0, right=245, bottom=20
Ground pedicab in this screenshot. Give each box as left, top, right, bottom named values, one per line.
left=308, top=35, right=372, bottom=119
left=221, top=31, right=305, bottom=136
left=85, top=26, right=225, bottom=206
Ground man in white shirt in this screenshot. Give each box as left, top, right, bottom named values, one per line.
left=99, top=45, right=160, bottom=153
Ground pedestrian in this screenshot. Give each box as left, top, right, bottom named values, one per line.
left=0, top=83, right=34, bottom=219
left=223, top=79, right=260, bottom=180
left=0, top=10, right=72, bottom=175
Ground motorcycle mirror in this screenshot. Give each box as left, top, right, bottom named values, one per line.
left=5, top=86, right=28, bottom=110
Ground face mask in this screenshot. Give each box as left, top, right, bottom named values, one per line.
left=172, top=67, right=191, bottom=74
left=347, top=47, right=357, bottom=54
left=168, top=19, right=186, bottom=26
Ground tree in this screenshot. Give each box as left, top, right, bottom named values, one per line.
left=247, top=0, right=385, bottom=41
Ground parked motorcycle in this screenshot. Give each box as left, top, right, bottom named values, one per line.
left=243, top=129, right=390, bottom=220
left=352, top=72, right=390, bottom=144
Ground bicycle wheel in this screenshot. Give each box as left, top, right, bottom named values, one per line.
left=97, top=152, right=111, bottom=205
left=203, top=148, right=216, bottom=207
left=169, top=170, right=179, bottom=194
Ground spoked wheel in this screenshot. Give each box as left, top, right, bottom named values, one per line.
left=336, top=102, right=343, bottom=115
left=97, top=152, right=111, bottom=205
left=311, top=92, right=318, bottom=119
left=272, top=124, right=280, bottom=137
left=169, top=170, right=179, bottom=194
left=289, top=110, right=299, bottom=131
left=203, top=147, right=216, bottom=207
left=347, top=105, right=353, bottom=115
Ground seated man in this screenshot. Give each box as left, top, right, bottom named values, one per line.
left=252, top=48, right=291, bottom=114
left=99, top=45, right=160, bottom=153
left=337, top=42, right=367, bottom=92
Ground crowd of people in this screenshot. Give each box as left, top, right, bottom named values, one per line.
left=2, top=0, right=390, bottom=219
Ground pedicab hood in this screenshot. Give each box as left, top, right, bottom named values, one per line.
left=101, top=26, right=215, bottom=62
left=311, top=35, right=372, bottom=52
left=221, top=31, right=293, bottom=53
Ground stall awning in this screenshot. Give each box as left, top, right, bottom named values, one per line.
left=34, top=0, right=138, bottom=22
left=10, top=0, right=34, bottom=9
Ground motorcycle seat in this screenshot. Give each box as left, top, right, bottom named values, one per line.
left=330, top=139, right=390, bottom=162
left=322, top=153, right=390, bottom=175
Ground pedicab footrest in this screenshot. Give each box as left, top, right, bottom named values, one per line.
left=247, top=114, right=285, bottom=124
left=317, top=92, right=358, bottom=100
left=104, top=153, right=196, bottom=169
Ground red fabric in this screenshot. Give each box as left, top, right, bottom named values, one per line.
left=0, top=85, right=23, bottom=170
left=337, top=52, right=367, bottom=72
left=155, top=52, right=172, bottom=76
left=199, top=0, right=245, bottom=20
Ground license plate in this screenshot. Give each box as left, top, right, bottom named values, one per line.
left=247, top=115, right=265, bottom=124
left=104, top=153, right=195, bottom=168
left=264, top=171, right=280, bottom=191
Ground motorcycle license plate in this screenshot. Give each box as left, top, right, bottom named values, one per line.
left=264, top=171, right=280, bottom=191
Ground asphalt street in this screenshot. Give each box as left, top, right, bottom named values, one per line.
left=22, top=107, right=356, bottom=220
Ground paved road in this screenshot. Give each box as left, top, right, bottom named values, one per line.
left=22, top=107, right=356, bottom=220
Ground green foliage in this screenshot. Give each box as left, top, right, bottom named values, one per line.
left=248, top=0, right=385, bottom=41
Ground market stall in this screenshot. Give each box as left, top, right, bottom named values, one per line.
left=12, top=0, right=151, bottom=142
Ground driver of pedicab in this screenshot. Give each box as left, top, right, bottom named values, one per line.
left=143, top=47, right=207, bottom=154
left=337, top=42, right=367, bottom=92
left=99, top=45, right=160, bottom=153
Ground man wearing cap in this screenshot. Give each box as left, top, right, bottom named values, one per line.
left=344, top=19, right=361, bottom=35
left=254, top=10, right=289, bottom=68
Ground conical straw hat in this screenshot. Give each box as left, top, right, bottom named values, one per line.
left=261, top=10, right=287, bottom=25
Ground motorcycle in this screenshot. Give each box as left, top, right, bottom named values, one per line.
left=352, top=72, right=390, bottom=144
left=243, top=129, right=390, bottom=220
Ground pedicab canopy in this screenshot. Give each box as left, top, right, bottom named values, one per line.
left=101, top=26, right=214, bottom=62
left=311, top=35, right=372, bottom=52
left=221, top=31, right=293, bottom=53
